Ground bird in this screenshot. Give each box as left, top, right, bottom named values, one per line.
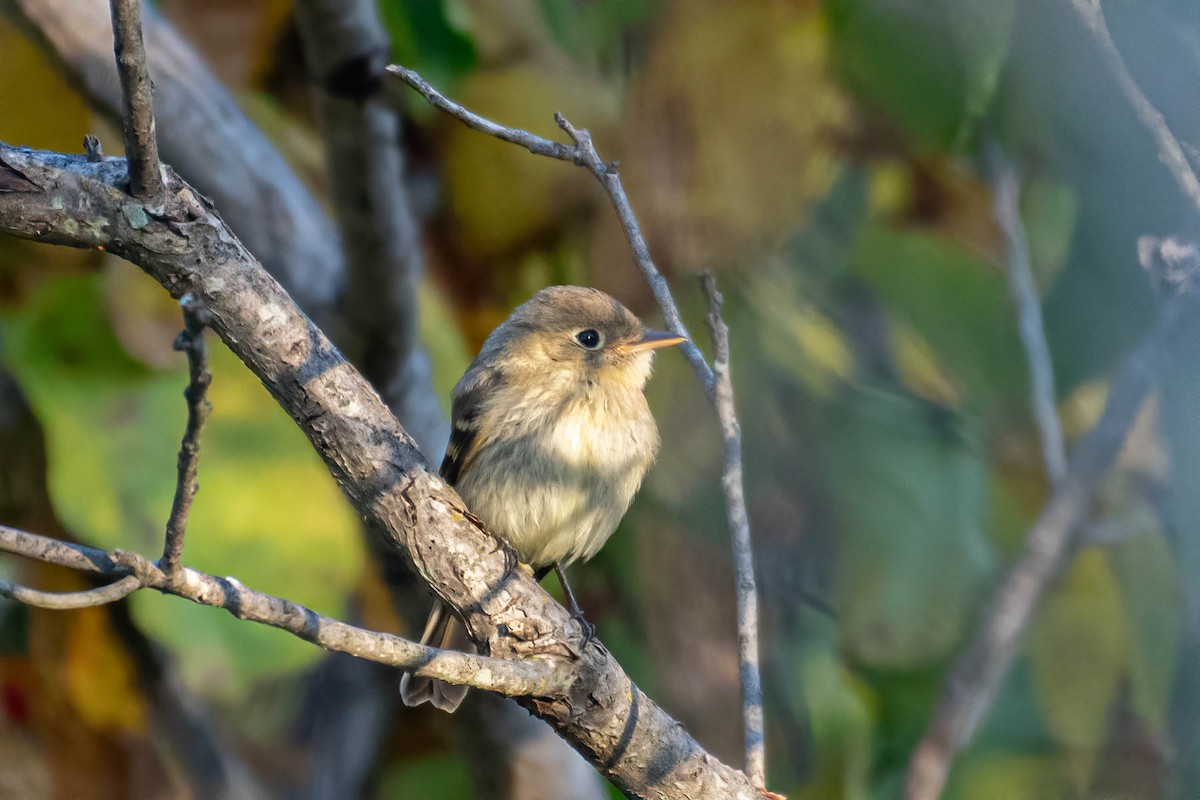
left=400, top=285, right=685, bottom=712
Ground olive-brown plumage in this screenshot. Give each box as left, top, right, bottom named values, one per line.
left=400, top=286, right=683, bottom=712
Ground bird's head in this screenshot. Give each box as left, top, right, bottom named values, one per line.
left=485, top=286, right=686, bottom=390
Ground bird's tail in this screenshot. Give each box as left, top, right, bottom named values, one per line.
left=400, top=602, right=471, bottom=713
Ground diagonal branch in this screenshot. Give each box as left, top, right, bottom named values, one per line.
left=107, top=0, right=161, bottom=199
left=0, top=142, right=758, bottom=800
left=0, top=523, right=564, bottom=696
left=160, top=294, right=211, bottom=575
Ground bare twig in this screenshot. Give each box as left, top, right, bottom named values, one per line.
left=0, top=524, right=565, bottom=697
left=986, top=144, right=1067, bottom=485
left=390, top=64, right=767, bottom=787
left=386, top=64, right=714, bottom=391
left=701, top=272, right=764, bottom=787
left=1068, top=0, right=1200, bottom=218
left=160, top=294, right=211, bottom=576
left=108, top=0, right=162, bottom=199
left=0, top=574, right=141, bottom=609
left=905, top=280, right=1200, bottom=800
left=0, top=142, right=758, bottom=799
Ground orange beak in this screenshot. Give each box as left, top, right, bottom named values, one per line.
left=625, top=329, right=688, bottom=352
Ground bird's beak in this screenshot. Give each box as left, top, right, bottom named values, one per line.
left=625, top=329, right=688, bottom=352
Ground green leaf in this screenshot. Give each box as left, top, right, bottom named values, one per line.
left=823, top=385, right=993, bottom=668
left=1028, top=547, right=1128, bottom=789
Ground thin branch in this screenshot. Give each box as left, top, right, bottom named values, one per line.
left=160, top=294, right=211, bottom=575
left=386, top=64, right=714, bottom=391
left=0, top=142, right=758, bottom=799
left=108, top=0, right=162, bottom=199
left=0, top=574, right=141, bottom=609
left=985, top=144, right=1067, bottom=485
left=0, top=523, right=564, bottom=697
left=905, top=277, right=1200, bottom=800
left=1068, top=0, right=1200, bottom=218
left=701, top=272, right=764, bottom=788
left=390, top=64, right=768, bottom=788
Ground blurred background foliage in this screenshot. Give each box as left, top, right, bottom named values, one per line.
left=1, top=0, right=1199, bottom=797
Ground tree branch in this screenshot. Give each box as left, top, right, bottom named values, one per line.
left=107, top=0, right=162, bottom=199
left=985, top=144, right=1067, bottom=486
left=0, top=523, right=563, bottom=697
left=0, top=573, right=141, bottom=609
left=160, top=294, right=211, bottom=575
left=0, top=142, right=759, bottom=799
left=1068, top=0, right=1200, bottom=218
left=701, top=272, right=764, bottom=787
left=905, top=273, right=1200, bottom=800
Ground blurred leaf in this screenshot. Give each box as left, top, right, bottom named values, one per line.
left=1110, top=528, right=1180, bottom=732
left=1020, top=177, right=1079, bottom=294
left=824, top=385, right=993, bottom=668
left=825, top=0, right=1015, bottom=152
left=64, top=606, right=146, bottom=732
left=794, top=647, right=875, bottom=800
left=382, top=0, right=476, bottom=92
left=536, top=0, right=653, bottom=67
left=0, top=271, right=361, bottom=693
left=376, top=752, right=472, bottom=800
left=1029, top=547, right=1128, bottom=789
left=0, top=19, right=90, bottom=152
left=946, top=751, right=1065, bottom=800
left=848, top=225, right=1027, bottom=422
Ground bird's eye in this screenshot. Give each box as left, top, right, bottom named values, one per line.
left=575, top=329, right=602, bottom=349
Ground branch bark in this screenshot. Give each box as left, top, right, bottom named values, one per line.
left=0, top=524, right=562, bottom=696
left=107, top=0, right=161, bottom=200
left=0, top=142, right=760, bottom=800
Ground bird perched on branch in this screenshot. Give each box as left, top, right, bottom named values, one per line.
left=400, top=285, right=685, bottom=712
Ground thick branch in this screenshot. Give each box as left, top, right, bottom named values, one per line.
left=160, top=294, right=211, bottom=575
left=905, top=280, right=1200, bottom=800
left=107, top=0, right=161, bottom=199
left=0, top=524, right=562, bottom=696
left=0, top=143, right=758, bottom=800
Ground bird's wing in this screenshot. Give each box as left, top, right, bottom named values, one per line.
left=440, top=365, right=501, bottom=486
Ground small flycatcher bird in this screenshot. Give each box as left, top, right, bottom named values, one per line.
left=400, top=285, right=685, bottom=712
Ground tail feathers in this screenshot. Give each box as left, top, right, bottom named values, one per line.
left=400, top=603, right=471, bottom=713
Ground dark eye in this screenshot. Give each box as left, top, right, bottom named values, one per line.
left=575, top=329, right=602, bottom=349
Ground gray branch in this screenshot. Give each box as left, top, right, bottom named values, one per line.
left=389, top=63, right=768, bottom=789
left=0, top=524, right=563, bottom=697
left=107, top=0, right=161, bottom=199
left=701, top=272, right=764, bottom=787
left=986, top=144, right=1067, bottom=486
left=0, top=573, right=141, bottom=608
left=1068, top=0, right=1200, bottom=218
left=0, top=143, right=760, bottom=800
left=905, top=272, right=1200, bottom=800
left=160, top=294, right=211, bottom=575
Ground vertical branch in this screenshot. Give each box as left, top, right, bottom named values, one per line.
left=108, top=0, right=162, bottom=199
left=986, top=144, right=1067, bottom=485
left=701, top=272, right=764, bottom=788
left=160, top=294, right=211, bottom=576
